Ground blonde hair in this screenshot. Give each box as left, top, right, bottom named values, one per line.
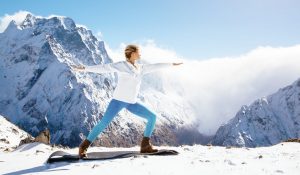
left=125, top=44, right=139, bottom=60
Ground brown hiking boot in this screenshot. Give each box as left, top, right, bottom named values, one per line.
left=140, top=137, right=158, bottom=153
left=79, top=139, right=91, bottom=158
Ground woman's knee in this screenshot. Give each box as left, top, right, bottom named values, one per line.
left=148, top=112, right=157, bottom=123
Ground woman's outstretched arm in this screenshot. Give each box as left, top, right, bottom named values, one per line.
left=71, top=62, right=123, bottom=74
left=141, top=62, right=183, bottom=75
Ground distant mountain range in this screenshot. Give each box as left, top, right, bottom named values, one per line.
left=211, top=78, right=300, bottom=147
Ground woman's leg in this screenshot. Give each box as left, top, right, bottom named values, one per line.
left=126, top=102, right=157, bottom=137
left=87, top=99, right=127, bottom=142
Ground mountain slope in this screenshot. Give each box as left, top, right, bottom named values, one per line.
left=0, top=114, right=33, bottom=151
left=211, top=78, right=300, bottom=147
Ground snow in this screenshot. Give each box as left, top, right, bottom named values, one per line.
left=0, top=115, right=32, bottom=151
left=0, top=142, right=299, bottom=175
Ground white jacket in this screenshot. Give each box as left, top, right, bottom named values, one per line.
left=84, top=61, right=174, bottom=104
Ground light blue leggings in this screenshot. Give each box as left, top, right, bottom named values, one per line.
left=87, top=98, right=157, bottom=142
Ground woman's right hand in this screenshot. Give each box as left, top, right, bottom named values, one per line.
left=71, top=64, right=85, bottom=71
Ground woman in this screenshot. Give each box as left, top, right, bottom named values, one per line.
left=72, top=44, right=183, bottom=158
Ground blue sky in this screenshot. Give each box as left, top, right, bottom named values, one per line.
left=1, top=0, right=300, bottom=59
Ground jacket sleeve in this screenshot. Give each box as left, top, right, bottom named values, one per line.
left=141, top=63, right=174, bottom=75
left=83, top=62, right=123, bottom=74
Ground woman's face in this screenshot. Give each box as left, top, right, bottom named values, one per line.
left=131, top=50, right=141, bottom=60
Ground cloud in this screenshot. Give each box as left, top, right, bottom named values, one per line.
left=76, top=24, right=89, bottom=29
left=106, top=41, right=300, bottom=135
left=95, top=31, right=103, bottom=40
left=0, top=10, right=31, bottom=32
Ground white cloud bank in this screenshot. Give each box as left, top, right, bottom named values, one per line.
left=107, top=41, right=300, bottom=135
left=0, top=10, right=30, bottom=32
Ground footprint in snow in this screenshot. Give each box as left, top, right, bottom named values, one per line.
left=224, top=159, right=236, bottom=166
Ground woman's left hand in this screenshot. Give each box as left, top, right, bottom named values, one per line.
left=173, top=62, right=183, bottom=66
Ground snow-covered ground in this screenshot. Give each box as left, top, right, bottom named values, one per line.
left=0, top=142, right=299, bottom=175
left=0, top=115, right=33, bottom=152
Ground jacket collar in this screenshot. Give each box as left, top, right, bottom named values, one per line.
left=125, top=61, right=140, bottom=73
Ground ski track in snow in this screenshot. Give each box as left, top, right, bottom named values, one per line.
left=0, top=142, right=299, bottom=175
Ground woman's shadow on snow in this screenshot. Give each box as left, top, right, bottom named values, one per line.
left=3, top=162, right=72, bottom=175
left=3, top=143, right=74, bottom=175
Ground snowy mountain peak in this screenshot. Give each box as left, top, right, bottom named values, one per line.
left=0, top=13, right=114, bottom=146
left=20, top=13, right=37, bottom=29
left=59, top=17, right=76, bottom=31
left=3, top=20, right=20, bottom=34
left=211, top=78, right=300, bottom=147
left=10, top=13, right=76, bottom=32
